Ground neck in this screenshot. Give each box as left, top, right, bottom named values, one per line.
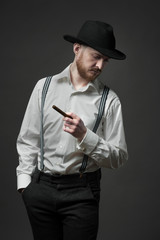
left=70, top=62, right=89, bottom=90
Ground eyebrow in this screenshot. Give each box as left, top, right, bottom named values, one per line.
left=93, top=52, right=109, bottom=61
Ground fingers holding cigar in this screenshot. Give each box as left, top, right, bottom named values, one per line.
left=52, top=105, right=86, bottom=141
left=63, top=112, right=79, bottom=129
left=63, top=112, right=87, bottom=141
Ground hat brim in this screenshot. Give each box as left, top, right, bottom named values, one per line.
left=63, top=35, right=126, bottom=60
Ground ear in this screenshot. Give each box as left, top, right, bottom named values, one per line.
left=73, top=43, right=81, bottom=55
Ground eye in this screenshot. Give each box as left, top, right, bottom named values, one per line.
left=104, top=58, right=109, bottom=63
left=93, top=54, right=101, bottom=60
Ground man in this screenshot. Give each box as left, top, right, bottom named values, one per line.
left=16, top=20, right=128, bottom=240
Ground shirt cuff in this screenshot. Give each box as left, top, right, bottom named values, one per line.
left=77, top=128, right=99, bottom=155
left=17, top=173, right=32, bottom=191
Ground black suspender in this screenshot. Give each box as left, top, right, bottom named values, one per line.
left=40, top=76, right=52, bottom=170
left=79, top=86, right=109, bottom=175
left=40, top=77, right=110, bottom=173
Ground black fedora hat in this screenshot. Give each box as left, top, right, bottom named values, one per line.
left=63, top=20, right=126, bottom=60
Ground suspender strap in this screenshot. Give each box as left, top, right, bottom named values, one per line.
left=79, top=86, right=110, bottom=175
left=92, top=86, right=110, bottom=133
left=40, top=76, right=52, bottom=170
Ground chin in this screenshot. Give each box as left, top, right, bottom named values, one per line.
left=87, top=73, right=98, bottom=81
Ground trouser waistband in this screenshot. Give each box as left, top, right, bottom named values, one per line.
left=33, top=169, right=101, bottom=185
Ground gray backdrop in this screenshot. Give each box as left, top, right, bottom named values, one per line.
left=1, top=0, right=159, bottom=239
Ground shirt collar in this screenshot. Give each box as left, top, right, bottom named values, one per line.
left=57, top=64, right=71, bottom=81
left=58, top=64, right=104, bottom=94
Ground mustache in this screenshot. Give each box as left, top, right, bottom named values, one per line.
left=89, top=68, right=101, bottom=74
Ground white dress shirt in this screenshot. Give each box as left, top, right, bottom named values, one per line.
left=16, top=65, right=128, bottom=190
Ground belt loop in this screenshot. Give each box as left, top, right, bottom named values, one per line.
left=79, top=173, right=83, bottom=178
left=33, top=169, right=42, bottom=183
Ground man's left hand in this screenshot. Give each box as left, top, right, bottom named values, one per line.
left=63, top=112, right=87, bottom=142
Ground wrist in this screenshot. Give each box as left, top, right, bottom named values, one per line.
left=78, top=127, right=87, bottom=142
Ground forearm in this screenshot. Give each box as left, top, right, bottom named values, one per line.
left=77, top=128, right=128, bottom=169
left=16, top=137, right=40, bottom=190
left=16, top=80, right=42, bottom=190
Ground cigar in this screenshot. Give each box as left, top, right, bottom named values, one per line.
left=52, top=105, right=73, bottom=119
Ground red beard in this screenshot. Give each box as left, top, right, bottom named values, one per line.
left=76, top=57, right=101, bottom=81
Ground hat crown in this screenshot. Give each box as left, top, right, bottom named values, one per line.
left=63, top=20, right=126, bottom=60
left=77, top=21, right=115, bottom=50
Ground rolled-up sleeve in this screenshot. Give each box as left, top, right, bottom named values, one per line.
left=77, top=98, right=128, bottom=169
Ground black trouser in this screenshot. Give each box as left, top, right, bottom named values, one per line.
left=22, top=169, right=101, bottom=240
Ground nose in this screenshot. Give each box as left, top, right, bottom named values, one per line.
left=96, top=59, right=105, bottom=70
